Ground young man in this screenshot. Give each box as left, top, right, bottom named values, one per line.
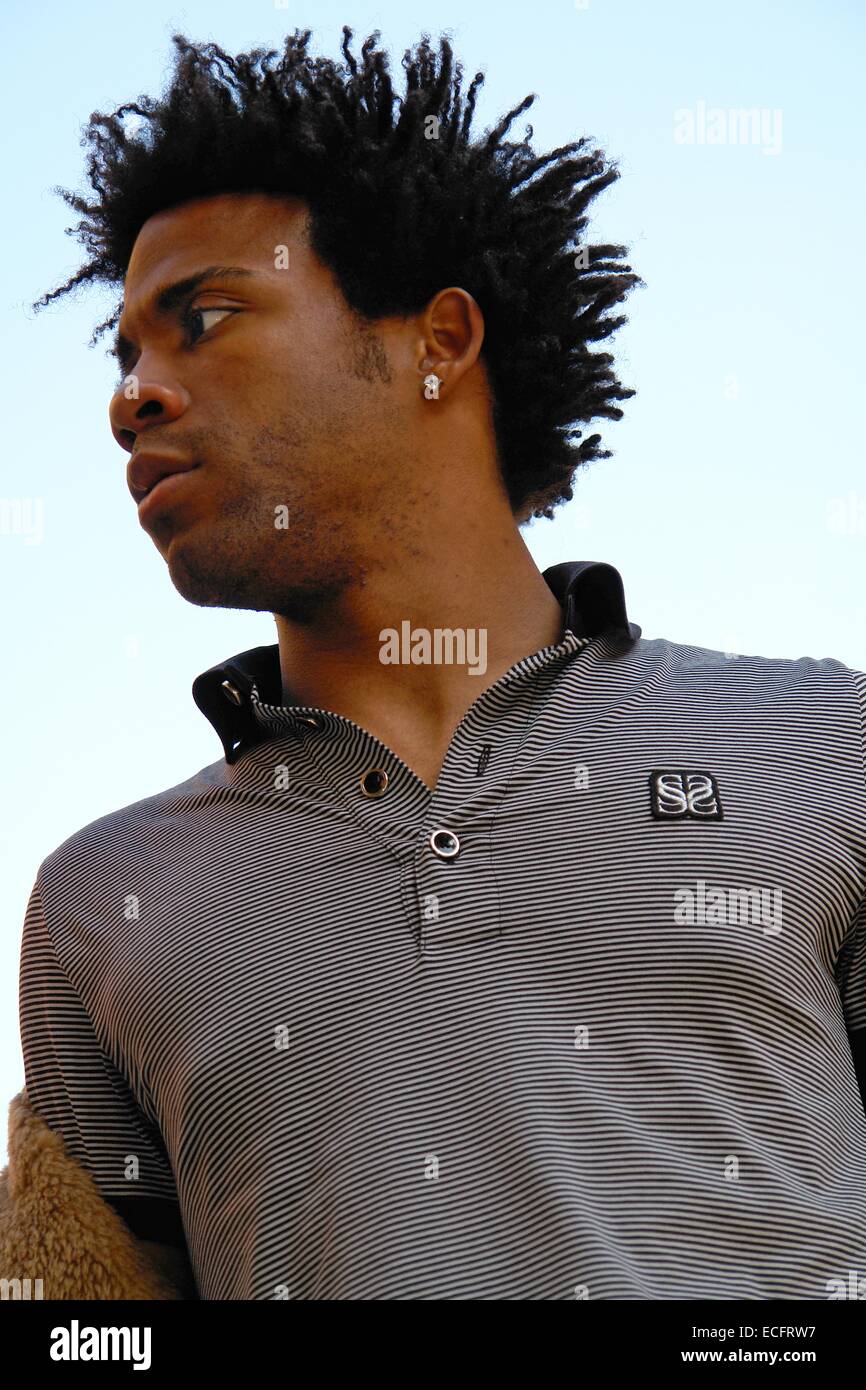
left=11, top=28, right=866, bottom=1300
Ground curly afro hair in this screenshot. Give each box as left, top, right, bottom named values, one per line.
left=35, top=26, right=643, bottom=522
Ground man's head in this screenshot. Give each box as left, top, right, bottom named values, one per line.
left=36, top=28, right=641, bottom=618
left=104, top=189, right=494, bottom=618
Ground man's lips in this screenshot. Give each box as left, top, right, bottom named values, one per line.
left=128, top=452, right=199, bottom=503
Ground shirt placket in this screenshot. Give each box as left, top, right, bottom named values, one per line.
left=247, top=632, right=588, bottom=958
left=410, top=632, right=589, bottom=958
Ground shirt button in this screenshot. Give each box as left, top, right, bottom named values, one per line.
left=429, top=828, right=460, bottom=859
left=360, top=767, right=389, bottom=798
left=220, top=680, right=244, bottom=706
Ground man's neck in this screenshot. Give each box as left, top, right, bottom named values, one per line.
left=273, top=529, right=566, bottom=791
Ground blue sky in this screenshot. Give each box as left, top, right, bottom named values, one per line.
left=2, top=0, right=864, bottom=1145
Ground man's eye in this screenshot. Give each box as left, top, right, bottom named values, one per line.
left=185, top=306, right=235, bottom=343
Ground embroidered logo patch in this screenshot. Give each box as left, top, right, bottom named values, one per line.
left=649, top=769, right=723, bottom=820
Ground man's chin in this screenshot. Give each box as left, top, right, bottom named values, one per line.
left=163, top=537, right=273, bottom=613
left=164, top=540, right=238, bottom=609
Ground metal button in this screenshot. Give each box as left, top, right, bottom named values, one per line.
left=430, top=828, right=460, bottom=859
left=360, top=767, right=389, bottom=798
left=220, top=679, right=244, bottom=706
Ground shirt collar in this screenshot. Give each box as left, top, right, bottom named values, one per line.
left=191, top=559, right=638, bottom=765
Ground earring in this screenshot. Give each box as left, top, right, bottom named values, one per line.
left=423, top=373, right=442, bottom=400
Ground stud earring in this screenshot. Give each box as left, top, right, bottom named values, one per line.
left=423, top=373, right=442, bottom=400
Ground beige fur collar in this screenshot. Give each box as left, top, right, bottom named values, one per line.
left=0, top=1090, right=193, bottom=1300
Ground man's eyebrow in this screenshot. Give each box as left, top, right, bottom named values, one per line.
left=112, top=265, right=257, bottom=371
left=151, top=264, right=257, bottom=315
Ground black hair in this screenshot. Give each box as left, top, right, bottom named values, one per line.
left=34, top=26, right=643, bottom=521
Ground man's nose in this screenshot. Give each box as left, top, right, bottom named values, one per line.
left=109, top=374, right=191, bottom=452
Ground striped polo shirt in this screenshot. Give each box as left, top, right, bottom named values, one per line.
left=19, top=559, right=866, bottom=1300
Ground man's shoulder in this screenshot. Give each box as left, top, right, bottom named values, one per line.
left=618, top=634, right=866, bottom=758
left=633, top=631, right=863, bottom=693
left=35, top=757, right=232, bottom=902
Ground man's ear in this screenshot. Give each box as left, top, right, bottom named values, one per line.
left=415, top=287, right=485, bottom=398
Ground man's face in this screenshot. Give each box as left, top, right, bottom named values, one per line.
left=110, top=192, right=407, bottom=619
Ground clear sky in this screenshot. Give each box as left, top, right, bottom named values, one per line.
left=2, top=0, right=864, bottom=1154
